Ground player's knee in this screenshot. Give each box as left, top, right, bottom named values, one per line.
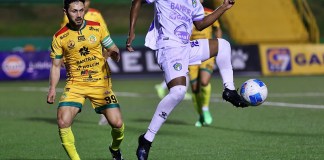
left=57, top=118, right=71, bottom=128
left=218, top=38, right=231, bottom=53
left=218, top=38, right=231, bottom=48
left=201, top=81, right=209, bottom=86
left=169, top=85, right=187, bottom=101
left=111, top=120, right=124, bottom=128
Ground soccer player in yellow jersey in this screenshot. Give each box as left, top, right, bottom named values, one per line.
left=62, top=0, right=110, bottom=126
left=47, top=0, right=124, bottom=159
left=189, top=0, right=223, bottom=127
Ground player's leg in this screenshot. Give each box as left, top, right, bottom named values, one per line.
left=189, top=65, right=204, bottom=127
left=57, top=85, right=85, bottom=160
left=91, top=87, right=124, bottom=160
left=198, top=58, right=215, bottom=125
left=155, top=75, right=191, bottom=100
left=137, top=47, right=189, bottom=160
left=207, top=39, right=248, bottom=107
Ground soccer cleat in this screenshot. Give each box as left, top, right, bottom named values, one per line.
left=155, top=84, right=166, bottom=99
left=203, top=110, right=212, bottom=125
left=136, top=134, right=152, bottom=160
left=222, top=88, right=249, bottom=108
left=109, top=146, right=124, bottom=160
left=195, top=115, right=204, bottom=127
left=184, top=92, right=192, bottom=100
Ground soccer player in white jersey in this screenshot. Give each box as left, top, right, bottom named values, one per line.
left=126, top=0, right=248, bottom=159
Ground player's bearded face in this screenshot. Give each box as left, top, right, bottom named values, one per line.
left=67, top=2, right=85, bottom=26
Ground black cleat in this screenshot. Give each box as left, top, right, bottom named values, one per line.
left=222, top=88, right=249, bottom=108
left=109, top=146, right=124, bottom=160
left=136, top=134, right=152, bottom=160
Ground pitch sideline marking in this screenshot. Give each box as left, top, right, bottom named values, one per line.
left=7, top=87, right=324, bottom=109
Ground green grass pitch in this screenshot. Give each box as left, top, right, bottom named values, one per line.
left=1, top=76, right=324, bottom=160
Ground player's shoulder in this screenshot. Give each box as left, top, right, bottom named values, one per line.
left=203, top=7, right=213, bottom=14
left=88, top=8, right=101, bottom=14
left=54, top=26, right=69, bottom=38
left=86, top=20, right=101, bottom=26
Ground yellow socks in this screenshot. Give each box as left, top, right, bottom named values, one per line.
left=200, top=83, right=211, bottom=108
left=192, top=92, right=202, bottom=115
left=59, top=127, right=80, bottom=160
left=110, top=123, right=125, bottom=151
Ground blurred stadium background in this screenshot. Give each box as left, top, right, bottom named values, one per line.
left=1, top=0, right=324, bottom=159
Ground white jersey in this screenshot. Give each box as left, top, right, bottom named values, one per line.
left=145, top=0, right=204, bottom=50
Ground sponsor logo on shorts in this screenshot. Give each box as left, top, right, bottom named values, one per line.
left=173, top=62, right=182, bottom=71
left=1, top=55, right=26, bottom=78
left=267, top=48, right=291, bottom=72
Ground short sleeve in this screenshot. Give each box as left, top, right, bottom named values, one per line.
left=50, top=36, right=63, bottom=59
left=145, top=0, right=155, bottom=4
left=100, top=24, right=115, bottom=48
left=192, top=2, right=204, bottom=22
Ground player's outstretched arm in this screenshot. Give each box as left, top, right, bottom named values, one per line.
left=194, top=0, right=235, bottom=31
left=126, top=0, right=146, bottom=52
left=47, top=59, right=62, bottom=104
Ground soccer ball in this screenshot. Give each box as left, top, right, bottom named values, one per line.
left=240, top=79, right=268, bottom=106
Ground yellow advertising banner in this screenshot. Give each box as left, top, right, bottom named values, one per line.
left=259, top=44, right=324, bottom=76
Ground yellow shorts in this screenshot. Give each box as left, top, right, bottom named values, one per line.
left=58, top=82, right=119, bottom=114
left=189, top=57, right=215, bottom=83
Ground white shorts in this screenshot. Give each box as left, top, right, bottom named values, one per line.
left=156, top=39, right=210, bottom=83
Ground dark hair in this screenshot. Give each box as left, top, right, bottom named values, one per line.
left=64, top=0, right=85, bottom=10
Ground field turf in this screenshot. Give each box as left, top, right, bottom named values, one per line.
left=1, top=76, right=324, bottom=160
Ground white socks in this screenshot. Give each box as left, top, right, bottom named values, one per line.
left=145, top=85, right=187, bottom=142
left=216, top=38, right=235, bottom=90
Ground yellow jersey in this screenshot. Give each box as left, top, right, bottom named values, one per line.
left=191, top=8, right=220, bottom=40
left=61, top=8, right=108, bottom=32
left=51, top=20, right=114, bottom=87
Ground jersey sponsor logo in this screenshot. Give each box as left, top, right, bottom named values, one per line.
left=174, top=24, right=190, bottom=44
left=60, top=32, right=69, bottom=39
left=173, top=62, right=182, bottom=71
left=80, top=69, right=98, bottom=78
left=267, top=48, right=291, bottom=72
left=78, top=35, right=86, bottom=42
left=170, top=2, right=192, bottom=15
left=79, top=46, right=90, bottom=56
left=169, top=12, right=191, bottom=23
left=89, top=35, right=97, bottom=44
left=1, top=55, right=26, bottom=78
left=89, top=26, right=99, bottom=32
left=67, top=40, right=75, bottom=50
left=76, top=56, right=97, bottom=65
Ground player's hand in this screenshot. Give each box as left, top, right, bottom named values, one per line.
left=109, top=50, right=120, bottom=62
left=126, top=32, right=135, bottom=52
left=47, top=88, right=56, bottom=104
left=223, top=0, right=235, bottom=9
